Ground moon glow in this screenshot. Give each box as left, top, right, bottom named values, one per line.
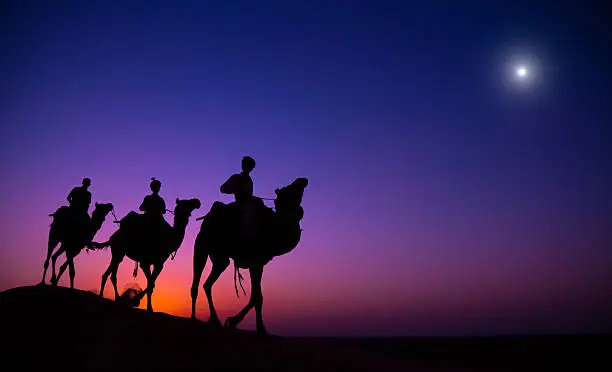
left=516, top=66, right=528, bottom=78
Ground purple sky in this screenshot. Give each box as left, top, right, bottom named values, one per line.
left=1, top=1, right=611, bottom=336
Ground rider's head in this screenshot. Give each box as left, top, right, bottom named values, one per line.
left=241, top=156, right=256, bottom=173
left=150, top=178, right=161, bottom=194
left=82, top=178, right=91, bottom=188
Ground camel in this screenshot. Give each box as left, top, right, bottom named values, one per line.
left=190, top=177, right=308, bottom=336
left=91, top=198, right=201, bottom=311
left=40, top=202, right=115, bottom=288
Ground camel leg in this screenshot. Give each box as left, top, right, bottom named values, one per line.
left=67, top=256, right=76, bottom=289
left=100, top=262, right=112, bottom=297
left=101, top=253, right=123, bottom=300
left=55, top=258, right=69, bottom=286
left=251, top=266, right=267, bottom=336
left=204, top=257, right=230, bottom=327
left=50, top=245, right=66, bottom=286
left=151, top=262, right=164, bottom=281
left=55, top=253, right=76, bottom=289
left=41, top=234, right=60, bottom=285
left=146, top=263, right=165, bottom=312
left=110, top=257, right=123, bottom=300
left=138, top=264, right=155, bottom=312
left=131, top=264, right=150, bottom=305
left=190, top=248, right=209, bottom=321
left=225, top=266, right=266, bottom=336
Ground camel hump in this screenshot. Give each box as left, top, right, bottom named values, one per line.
left=118, top=211, right=140, bottom=225
left=49, top=206, right=72, bottom=221
left=51, top=205, right=70, bottom=216
left=199, top=201, right=227, bottom=222
left=211, top=201, right=226, bottom=212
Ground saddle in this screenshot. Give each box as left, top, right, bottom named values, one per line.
left=50, top=205, right=91, bottom=227
left=224, top=199, right=274, bottom=237
left=121, top=211, right=170, bottom=231
left=119, top=211, right=172, bottom=248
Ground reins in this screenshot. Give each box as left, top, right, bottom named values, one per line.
left=111, top=208, right=119, bottom=223
left=165, top=209, right=178, bottom=260
left=234, top=263, right=246, bottom=298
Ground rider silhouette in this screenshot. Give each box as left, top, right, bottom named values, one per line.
left=220, top=156, right=264, bottom=237
left=139, top=178, right=170, bottom=246
left=67, top=177, right=92, bottom=214
left=221, top=156, right=255, bottom=203
left=140, top=178, right=166, bottom=217
left=61, top=177, right=92, bottom=232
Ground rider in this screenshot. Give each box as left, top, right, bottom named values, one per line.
left=66, top=177, right=92, bottom=227
left=138, top=177, right=171, bottom=260
left=140, top=177, right=167, bottom=219
left=220, top=156, right=265, bottom=237
left=67, top=177, right=92, bottom=214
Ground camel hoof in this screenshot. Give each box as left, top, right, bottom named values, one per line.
left=224, top=317, right=238, bottom=330
left=207, top=316, right=222, bottom=328
left=192, top=316, right=205, bottom=324
left=131, top=297, right=141, bottom=307
left=256, top=328, right=270, bottom=338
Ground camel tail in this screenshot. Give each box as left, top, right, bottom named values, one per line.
left=132, top=262, right=138, bottom=278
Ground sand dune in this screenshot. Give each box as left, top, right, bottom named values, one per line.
left=1, top=285, right=609, bottom=371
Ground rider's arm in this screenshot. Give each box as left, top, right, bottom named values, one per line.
left=139, top=196, right=148, bottom=212
left=161, top=198, right=166, bottom=214
left=67, top=187, right=76, bottom=203
left=220, top=175, right=237, bottom=194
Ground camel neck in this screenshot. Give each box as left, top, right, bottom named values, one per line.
left=90, top=213, right=106, bottom=236
left=171, top=214, right=189, bottom=245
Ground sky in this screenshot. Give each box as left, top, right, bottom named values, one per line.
left=1, top=0, right=611, bottom=337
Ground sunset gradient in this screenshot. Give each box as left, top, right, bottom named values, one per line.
left=2, top=1, right=611, bottom=336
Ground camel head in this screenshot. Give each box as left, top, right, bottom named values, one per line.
left=274, top=177, right=308, bottom=221
left=173, top=198, right=201, bottom=218
left=91, top=202, right=114, bottom=221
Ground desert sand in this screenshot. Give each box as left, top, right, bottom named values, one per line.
left=1, top=285, right=608, bottom=371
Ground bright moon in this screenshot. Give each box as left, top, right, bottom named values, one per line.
left=516, top=66, right=528, bottom=78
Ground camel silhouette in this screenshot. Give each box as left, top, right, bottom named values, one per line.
left=40, top=202, right=115, bottom=288
left=190, top=177, right=308, bottom=336
left=92, top=198, right=201, bottom=311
